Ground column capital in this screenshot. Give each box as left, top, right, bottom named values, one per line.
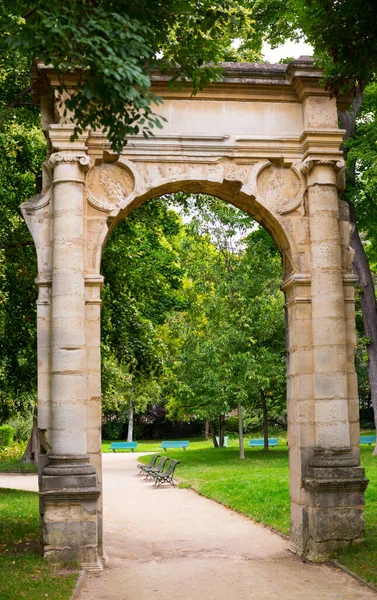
left=48, top=152, right=90, bottom=170
left=301, top=156, right=345, bottom=191
left=300, top=156, right=345, bottom=175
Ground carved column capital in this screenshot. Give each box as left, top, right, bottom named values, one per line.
left=48, top=152, right=90, bottom=171
left=300, top=156, right=345, bottom=175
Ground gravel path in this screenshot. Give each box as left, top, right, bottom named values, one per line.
left=2, top=454, right=376, bottom=600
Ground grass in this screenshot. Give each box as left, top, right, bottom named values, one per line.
left=0, top=440, right=37, bottom=473
left=336, top=447, right=377, bottom=586
left=0, top=488, right=78, bottom=600
left=138, top=437, right=377, bottom=587
left=0, top=460, right=37, bottom=473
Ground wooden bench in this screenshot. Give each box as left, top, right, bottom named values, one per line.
left=160, top=440, right=189, bottom=451
left=248, top=438, right=278, bottom=448
left=360, top=435, right=376, bottom=445
left=110, top=441, right=138, bottom=452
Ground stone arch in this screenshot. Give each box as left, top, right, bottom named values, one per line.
left=21, top=59, right=368, bottom=570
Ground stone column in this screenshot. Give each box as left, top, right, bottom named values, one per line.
left=40, top=151, right=101, bottom=569
left=302, top=159, right=368, bottom=560
left=85, top=275, right=104, bottom=558
left=283, top=274, right=315, bottom=556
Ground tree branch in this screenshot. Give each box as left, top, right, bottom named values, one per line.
left=23, top=8, right=37, bottom=20
left=1, top=240, right=34, bottom=250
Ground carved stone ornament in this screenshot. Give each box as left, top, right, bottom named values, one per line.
left=300, top=157, right=345, bottom=175
left=86, top=158, right=139, bottom=213
left=256, top=161, right=304, bottom=215
left=48, top=152, right=90, bottom=169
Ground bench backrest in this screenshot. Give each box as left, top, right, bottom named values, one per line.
left=161, top=441, right=189, bottom=448
left=110, top=442, right=138, bottom=447
left=154, top=456, right=170, bottom=472
left=248, top=438, right=279, bottom=446
left=148, top=454, right=160, bottom=468
left=360, top=436, right=376, bottom=444
left=162, top=459, right=180, bottom=477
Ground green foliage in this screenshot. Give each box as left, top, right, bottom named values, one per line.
left=165, top=197, right=286, bottom=425
left=101, top=199, right=185, bottom=422
left=0, top=440, right=25, bottom=463
left=6, top=414, right=33, bottom=441
left=343, top=83, right=377, bottom=266
left=253, top=0, right=377, bottom=94
left=0, top=425, right=14, bottom=448
left=1, top=0, right=259, bottom=152
left=0, top=105, right=45, bottom=421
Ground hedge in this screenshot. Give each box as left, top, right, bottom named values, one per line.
left=0, top=425, right=14, bottom=449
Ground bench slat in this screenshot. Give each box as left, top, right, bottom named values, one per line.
left=160, top=441, right=189, bottom=450
left=110, top=442, right=138, bottom=452
left=360, top=436, right=376, bottom=445
left=248, top=438, right=278, bottom=447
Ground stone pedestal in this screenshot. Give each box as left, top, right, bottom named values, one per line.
left=40, top=455, right=101, bottom=568
left=302, top=448, right=368, bottom=560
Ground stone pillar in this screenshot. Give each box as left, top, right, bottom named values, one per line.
left=283, top=274, right=315, bottom=556
left=85, top=275, right=104, bottom=558
left=40, top=151, right=101, bottom=569
left=301, top=159, right=368, bottom=560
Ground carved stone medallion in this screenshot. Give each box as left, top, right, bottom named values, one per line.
left=257, top=164, right=303, bottom=215
left=86, top=162, right=135, bottom=213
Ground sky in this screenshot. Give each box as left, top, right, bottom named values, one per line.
left=262, top=39, right=313, bottom=63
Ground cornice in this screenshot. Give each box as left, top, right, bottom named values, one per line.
left=32, top=58, right=351, bottom=110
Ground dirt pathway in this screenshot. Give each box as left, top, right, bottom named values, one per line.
left=78, top=453, right=376, bottom=600
left=2, top=457, right=376, bottom=599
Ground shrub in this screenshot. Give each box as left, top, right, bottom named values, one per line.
left=7, top=415, right=33, bottom=441
left=0, top=440, right=26, bottom=462
left=102, top=421, right=126, bottom=440
left=0, top=425, right=14, bottom=449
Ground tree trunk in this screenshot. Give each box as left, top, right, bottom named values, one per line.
left=210, top=421, right=218, bottom=447
left=339, top=89, right=377, bottom=455
left=204, top=419, right=209, bottom=440
left=348, top=202, right=377, bottom=454
left=21, top=416, right=39, bottom=464
left=261, top=392, right=269, bottom=452
left=237, top=402, right=245, bottom=459
left=219, top=414, right=225, bottom=448
left=127, top=389, right=134, bottom=442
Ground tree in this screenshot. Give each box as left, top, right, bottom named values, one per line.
left=246, top=0, right=377, bottom=449
left=166, top=197, right=286, bottom=455
left=1, top=0, right=259, bottom=152
left=100, top=199, right=186, bottom=436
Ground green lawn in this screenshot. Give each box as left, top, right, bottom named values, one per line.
left=0, top=488, right=78, bottom=600
left=138, top=440, right=377, bottom=587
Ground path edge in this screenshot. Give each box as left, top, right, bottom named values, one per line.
left=330, top=559, right=377, bottom=594
left=70, top=570, right=87, bottom=600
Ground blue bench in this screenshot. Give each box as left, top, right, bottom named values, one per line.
left=160, top=440, right=189, bottom=451
left=248, top=438, right=279, bottom=448
left=360, top=436, right=376, bottom=445
left=110, top=441, right=138, bottom=452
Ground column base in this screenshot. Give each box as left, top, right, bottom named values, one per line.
left=299, top=447, right=368, bottom=561
left=40, top=455, right=101, bottom=569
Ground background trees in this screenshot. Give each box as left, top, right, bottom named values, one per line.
left=165, top=198, right=286, bottom=452
left=2, top=0, right=377, bottom=445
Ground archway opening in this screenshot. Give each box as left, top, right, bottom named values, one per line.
left=99, top=189, right=290, bottom=536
